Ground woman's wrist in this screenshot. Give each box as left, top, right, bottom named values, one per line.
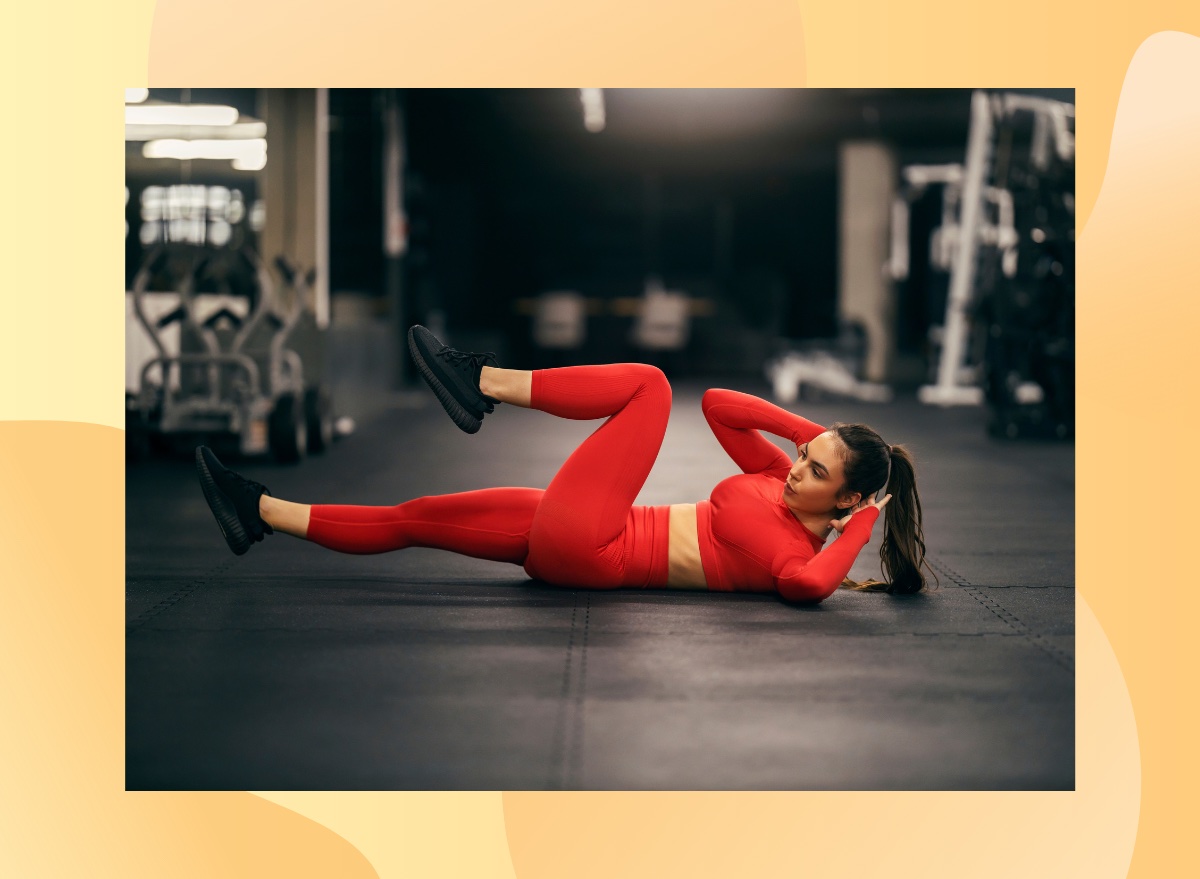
left=844, top=505, right=881, bottom=535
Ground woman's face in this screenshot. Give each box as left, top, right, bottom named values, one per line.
left=782, top=431, right=859, bottom=517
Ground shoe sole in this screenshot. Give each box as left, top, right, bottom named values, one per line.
left=195, top=447, right=251, bottom=555
left=407, top=327, right=483, bottom=434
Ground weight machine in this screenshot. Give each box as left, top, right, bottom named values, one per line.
left=908, top=90, right=1075, bottom=437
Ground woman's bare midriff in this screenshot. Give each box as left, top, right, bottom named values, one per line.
left=667, top=503, right=709, bottom=589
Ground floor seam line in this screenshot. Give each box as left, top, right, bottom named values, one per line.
left=929, top=556, right=1074, bottom=674
left=548, top=595, right=578, bottom=790
left=125, top=558, right=236, bottom=633
left=567, top=594, right=591, bottom=790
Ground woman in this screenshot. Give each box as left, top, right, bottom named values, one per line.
left=196, top=326, right=931, bottom=602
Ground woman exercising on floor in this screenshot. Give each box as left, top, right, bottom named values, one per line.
left=196, top=326, right=931, bottom=602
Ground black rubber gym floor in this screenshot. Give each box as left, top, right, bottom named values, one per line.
left=126, top=381, right=1074, bottom=790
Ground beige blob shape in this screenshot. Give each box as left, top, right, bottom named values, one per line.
left=149, top=1, right=807, bottom=84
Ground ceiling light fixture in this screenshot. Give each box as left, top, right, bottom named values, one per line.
left=125, top=120, right=267, bottom=142
left=126, top=103, right=239, bottom=127
left=580, top=88, right=605, bottom=133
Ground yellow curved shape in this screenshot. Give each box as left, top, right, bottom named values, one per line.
left=147, top=1, right=808, bottom=85
left=1075, top=28, right=1200, bottom=878
left=0, top=423, right=380, bottom=879
left=254, top=792, right=518, bottom=879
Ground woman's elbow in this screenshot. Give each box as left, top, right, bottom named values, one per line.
left=776, top=576, right=836, bottom=605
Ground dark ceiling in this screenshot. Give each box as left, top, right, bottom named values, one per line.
left=403, top=88, right=1074, bottom=178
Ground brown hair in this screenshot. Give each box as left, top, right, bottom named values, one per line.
left=828, top=423, right=936, bottom=595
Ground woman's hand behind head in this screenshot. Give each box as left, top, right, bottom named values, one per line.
left=830, top=493, right=891, bottom=535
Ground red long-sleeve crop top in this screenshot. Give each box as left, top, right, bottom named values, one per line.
left=695, top=389, right=881, bottom=603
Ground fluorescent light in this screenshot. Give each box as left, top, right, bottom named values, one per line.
left=143, top=138, right=267, bottom=170
left=125, top=88, right=149, bottom=104
left=125, top=120, right=267, bottom=142
left=126, top=103, right=239, bottom=127
left=580, top=88, right=605, bottom=133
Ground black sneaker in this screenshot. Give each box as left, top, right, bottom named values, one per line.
left=195, top=445, right=273, bottom=555
left=407, top=325, right=501, bottom=434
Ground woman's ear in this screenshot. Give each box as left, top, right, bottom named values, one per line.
left=837, top=491, right=862, bottom=510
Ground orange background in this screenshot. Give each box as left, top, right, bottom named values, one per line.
left=2, top=1, right=1198, bottom=876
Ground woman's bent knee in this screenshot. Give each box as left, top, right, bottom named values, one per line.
left=631, top=363, right=671, bottom=406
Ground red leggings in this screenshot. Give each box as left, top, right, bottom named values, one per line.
left=305, top=364, right=674, bottom=588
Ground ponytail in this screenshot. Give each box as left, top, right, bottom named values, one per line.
left=877, top=444, right=935, bottom=594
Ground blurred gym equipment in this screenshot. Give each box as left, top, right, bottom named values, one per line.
left=127, top=243, right=333, bottom=461
left=912, top=91, right=1074, bottom=438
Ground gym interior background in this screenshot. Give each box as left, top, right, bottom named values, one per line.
left=125, top=89, right=1076, bottom=790
left=125, top=88, right=1075, bottom=446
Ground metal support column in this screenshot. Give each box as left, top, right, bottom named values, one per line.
left=919, top=90, right=992, bottom=406
left=382, top=88, right=409, bottom=386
